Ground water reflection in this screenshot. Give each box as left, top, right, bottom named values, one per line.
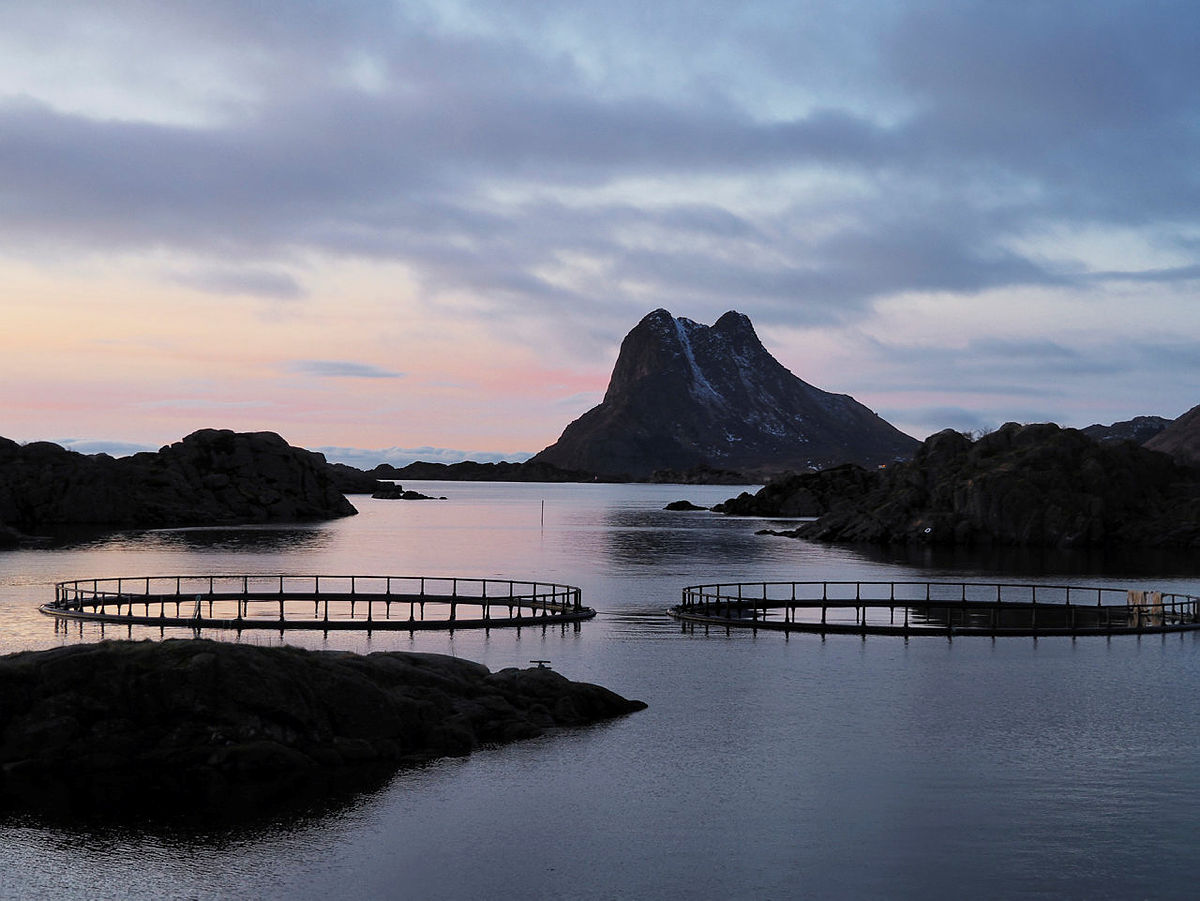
left=595, top=508, right=777, bottom=567
left=836, top=541, right=1200, bottom=580
left=0, top=759, right=399, bottom=834
left=137, top=526, right=333, bottom=555
left=6, top=524, right=333, bottom=555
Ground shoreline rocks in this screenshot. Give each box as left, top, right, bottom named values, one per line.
left=0, top=639, right=646, bottom=819
left=0, top=429, right=356, bottom=535
left=722, top=422, right=1200, bottom=548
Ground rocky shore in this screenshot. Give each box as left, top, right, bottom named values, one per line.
left=0, top=639, right=646, bottom=817
left=722, top=422, right=1200, bottom=548
left=0, top=429, right=356, bottom=539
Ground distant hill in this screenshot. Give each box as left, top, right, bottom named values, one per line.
left=1081, top=415, right=1171, bottom=444
left=1145, top=404, right=1200, bottom=467
left=531, top=309, right=918, bottom=479
left=370, top=460, right=600, bottom=482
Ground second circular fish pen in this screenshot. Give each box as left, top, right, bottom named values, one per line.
left=44, top=575, right=594, bottom=631
left=670, top=581, right=1200, bottom=636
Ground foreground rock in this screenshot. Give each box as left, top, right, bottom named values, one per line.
left=727, top=423, right=1200, bottom=548
left=0, top=640, right=646, bottom=817
left=0, top=429, right=356, bottom=533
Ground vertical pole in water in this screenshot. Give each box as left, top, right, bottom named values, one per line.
left=541, top=499, right=545, bottom=528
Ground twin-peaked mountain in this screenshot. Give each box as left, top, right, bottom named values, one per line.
left=531, top=309, right=918, bottom=479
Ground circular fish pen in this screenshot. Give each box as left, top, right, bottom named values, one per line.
left=670, top=581, right=1200, bottom=637
left=44, top=575, right=594, bottom=632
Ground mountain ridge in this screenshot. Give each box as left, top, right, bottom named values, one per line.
left=532, top=309, right=918, bottom=479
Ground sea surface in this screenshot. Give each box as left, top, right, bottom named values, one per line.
left=3, top=482, right=1200, bottom=900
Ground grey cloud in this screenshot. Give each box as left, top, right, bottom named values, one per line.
left=168, top=266, right=304, bottom=298
left=1091, top=264, right=1200, bottom=284
left=286, top=361, right=405, bottom=379
left=1, top=0, right=1197, bottom=342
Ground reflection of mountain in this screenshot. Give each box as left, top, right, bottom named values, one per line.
left=533, top=309, right=918, bottom=479
left=595, top=508, right=776, bottom=567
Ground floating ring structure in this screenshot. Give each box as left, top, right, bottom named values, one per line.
left=669, top=581, right=1200, bottom=637
left=44, top=575, right=594, bottom=632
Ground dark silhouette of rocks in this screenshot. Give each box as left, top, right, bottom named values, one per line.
left=1145, top=404, right=1200, bottom=467
left=371, top=459, right=600, bottom=482
left=748, top=422, right=1200, bottom=548
left=370, top=484, right=444, bottom=500
left=0, top=639, right=646, bottom=816
left=650, top=464, right=751, bottom=485
left=1081, top=415, right=1171, bottom=444
left=530, top=309, right=918, bottom=480
left=713, top=463, right=879, bottom=517
left=664, top=500, right=708, bottom=511
left=326, top=461, right=389, bottom=494
left=0, top=429, right=356, bottom=533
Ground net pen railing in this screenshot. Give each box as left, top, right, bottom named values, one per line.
left=671, top=581, right=1200, bottom=635
left=45, top=574, right=591, bottom=631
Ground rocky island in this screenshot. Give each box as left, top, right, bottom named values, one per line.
left=0, top=429, right=357, bottom=542
left=0, top=639, right=646, bottom=817
left=722, top=421, right=1200, bottom=548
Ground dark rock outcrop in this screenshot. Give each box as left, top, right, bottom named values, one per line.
left=0, top=429, right=356, bottom=530
left=664, top=500, right=708, bottom=511
left=0, top=640, right=646, bottom=816
left=530, top=309, right=918, bottom=480
left=1081, top=415, right=1171, bottom=445
left=776, top=422, right=1200, bottom=548
left=713, top=463, right=879, bottom=517
left=650, top=464, right=752, bottom=485
left=326, top=462, right=389, bottom=494
left=1145, top=404, right=1200, bottom=467
left=370, top=484, right=444, bottom=500
left=372, top=460, right=600, bottom=482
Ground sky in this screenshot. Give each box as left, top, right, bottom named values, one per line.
left=3, top=1, right=1199, bottom=466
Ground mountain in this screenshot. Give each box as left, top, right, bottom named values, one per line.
left=1080, top=415, right=1171, bottom=444
left=1145, top=404, right=1200, bottom=467
left=531, top=309, right=919, bottom=479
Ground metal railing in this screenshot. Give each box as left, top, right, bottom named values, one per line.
left=670, top=581, right=1200, bottom=636
left=44, top=574, right=592, bottom=631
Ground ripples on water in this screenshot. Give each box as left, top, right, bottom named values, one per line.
left=3, top=483, right=1200, bottom=900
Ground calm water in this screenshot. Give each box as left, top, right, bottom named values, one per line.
left=3, top=482, right=1200, bottom=900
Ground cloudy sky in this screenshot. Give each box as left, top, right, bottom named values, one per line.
left=3, top=1, right=1198, bottom=465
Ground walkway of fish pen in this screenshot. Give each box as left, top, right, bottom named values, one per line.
left=669, top=581, right=1200, bottom=637
left=43, top=575, right=594, bottom=632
